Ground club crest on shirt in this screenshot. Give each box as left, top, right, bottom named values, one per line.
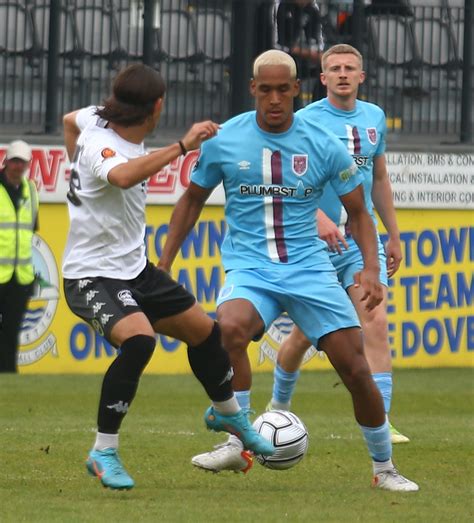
left=101, top=147, right=116, bottom=159
left=292, top=154, right=308, bottom=176
left=366, top=128, right=377, bottom=145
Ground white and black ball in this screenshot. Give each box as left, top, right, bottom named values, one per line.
left=252, top=410, right=309, bottom=470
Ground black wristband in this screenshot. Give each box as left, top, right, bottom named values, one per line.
left=178, top=140, right=187, bottom=156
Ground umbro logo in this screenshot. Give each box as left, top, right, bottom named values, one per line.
left=238, top=160, right=250, bottom=170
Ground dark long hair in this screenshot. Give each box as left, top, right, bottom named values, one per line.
left=96, top=64, right=166, bottom=126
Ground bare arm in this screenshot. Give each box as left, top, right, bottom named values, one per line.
left=371, top=155, right=402, bottom=277
left=157, top=182, right=213, bottom=272
left=316, top=209, right=349, bottom=254
left=339, top=185, right=382, bottom=310
left=63, top=110, right=82, bottom=161
left=290, top=47, right=321, bottom=63
left=108, top=121, right=220, bottom=189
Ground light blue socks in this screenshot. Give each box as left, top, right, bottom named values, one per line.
left=272, top=363, right=300, bottom=408
left=372, top=372, right=393, bottom=414
left=235, top=390, right=251, bottom=411
left=360, top=419, right=392, bottom=462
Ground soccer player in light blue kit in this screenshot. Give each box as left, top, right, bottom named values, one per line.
left=159, top=50, right=418, bottom=491
left=269, top=44, right=410, bottom=445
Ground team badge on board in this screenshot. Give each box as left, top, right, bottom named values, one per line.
left=292, top=154, right=308, bottom=176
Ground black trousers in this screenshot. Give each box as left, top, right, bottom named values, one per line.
left=0, top=276, right=33, bottom=373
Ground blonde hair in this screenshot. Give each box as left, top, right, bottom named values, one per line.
left=321, top=44, right=363, bottom=72
left=253, top=50, right=297, bottom=79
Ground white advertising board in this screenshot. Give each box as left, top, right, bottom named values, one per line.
left=386, top=152, right=474, bottom=209
left=1, top=145, right=473, bottom=209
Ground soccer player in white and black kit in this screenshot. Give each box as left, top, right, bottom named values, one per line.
left=62, top=64, right=274, bottom=490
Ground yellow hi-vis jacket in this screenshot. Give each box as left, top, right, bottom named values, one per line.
left=0, top=177, right=39, bottom=284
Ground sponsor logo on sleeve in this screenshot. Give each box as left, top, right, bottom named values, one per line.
left=101, top=147, right=116, bottom=159
left=339, top=163, right=358, bottom=182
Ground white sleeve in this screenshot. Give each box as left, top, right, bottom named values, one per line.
left=97, top=157, right=129, bottom=183
left=75, top=106, right=100, bottom=131
left=88, top=145, right=128, bottom=184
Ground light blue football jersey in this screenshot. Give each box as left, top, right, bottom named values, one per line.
left=191, top=111, right=361, bottom=271
left=299, top=98, right=386, bottom=229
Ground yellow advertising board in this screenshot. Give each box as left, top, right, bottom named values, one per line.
left=19, top=204, right=473, bottom=374
left=251, top=209, right=474, bottom=371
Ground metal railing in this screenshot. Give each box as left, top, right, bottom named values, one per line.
left=0, top=0, right=471, bottom=142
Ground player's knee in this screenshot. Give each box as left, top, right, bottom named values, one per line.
left=120, top=334, right=156, bottom=374
left=218, top=317, right=252, bottom=352
left=362, top=310, right=388, bottom=336
left=338, top=353, right=372, bottom=391
left=290, top=330, right=312, bottom=353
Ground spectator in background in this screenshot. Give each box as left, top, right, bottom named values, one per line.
left=330, top=0, right=414, bottom=45
left=0, top=140, right=38, bottom=373
left=273, top=0, right=326, bottom=108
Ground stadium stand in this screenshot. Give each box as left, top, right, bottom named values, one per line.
left=194, top=8, right=231, bottom=64
left=0, top=1, right=42, bottom=124
left=194, top=7, right=231, bottom=88
left=0, top=2, right=35, bottom=58
left=31, top=3, right=82, bottom=62
left=0, top=0, right=470, bottom=140
left=160, top=8, right=204, bottom=81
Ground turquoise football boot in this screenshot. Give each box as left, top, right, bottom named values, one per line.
left=204, top=406, right=275, bottom=456
left=86, top=448, right=135, bottom=490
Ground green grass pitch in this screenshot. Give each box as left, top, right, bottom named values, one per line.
left=0, top=368, right=473, bottom=522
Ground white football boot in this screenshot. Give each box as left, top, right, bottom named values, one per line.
left=372, top=468, right=419, bottom=492
left=191, top=436, right=253, bottom=474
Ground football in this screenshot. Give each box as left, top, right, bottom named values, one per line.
left=252, top=410, right=309, bottom=470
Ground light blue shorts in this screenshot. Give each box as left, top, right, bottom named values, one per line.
left=329, top=236, right=388, bottom=290
left=216, top=267, right=360, bottom=347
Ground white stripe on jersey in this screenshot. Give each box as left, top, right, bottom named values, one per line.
left=335, top=125, right=353, bottom=229
left=262, top=147, right=279, bottom=261
left=345, top=124, right=355, bottom=155
left=338, top=207, right=348, bottom=233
